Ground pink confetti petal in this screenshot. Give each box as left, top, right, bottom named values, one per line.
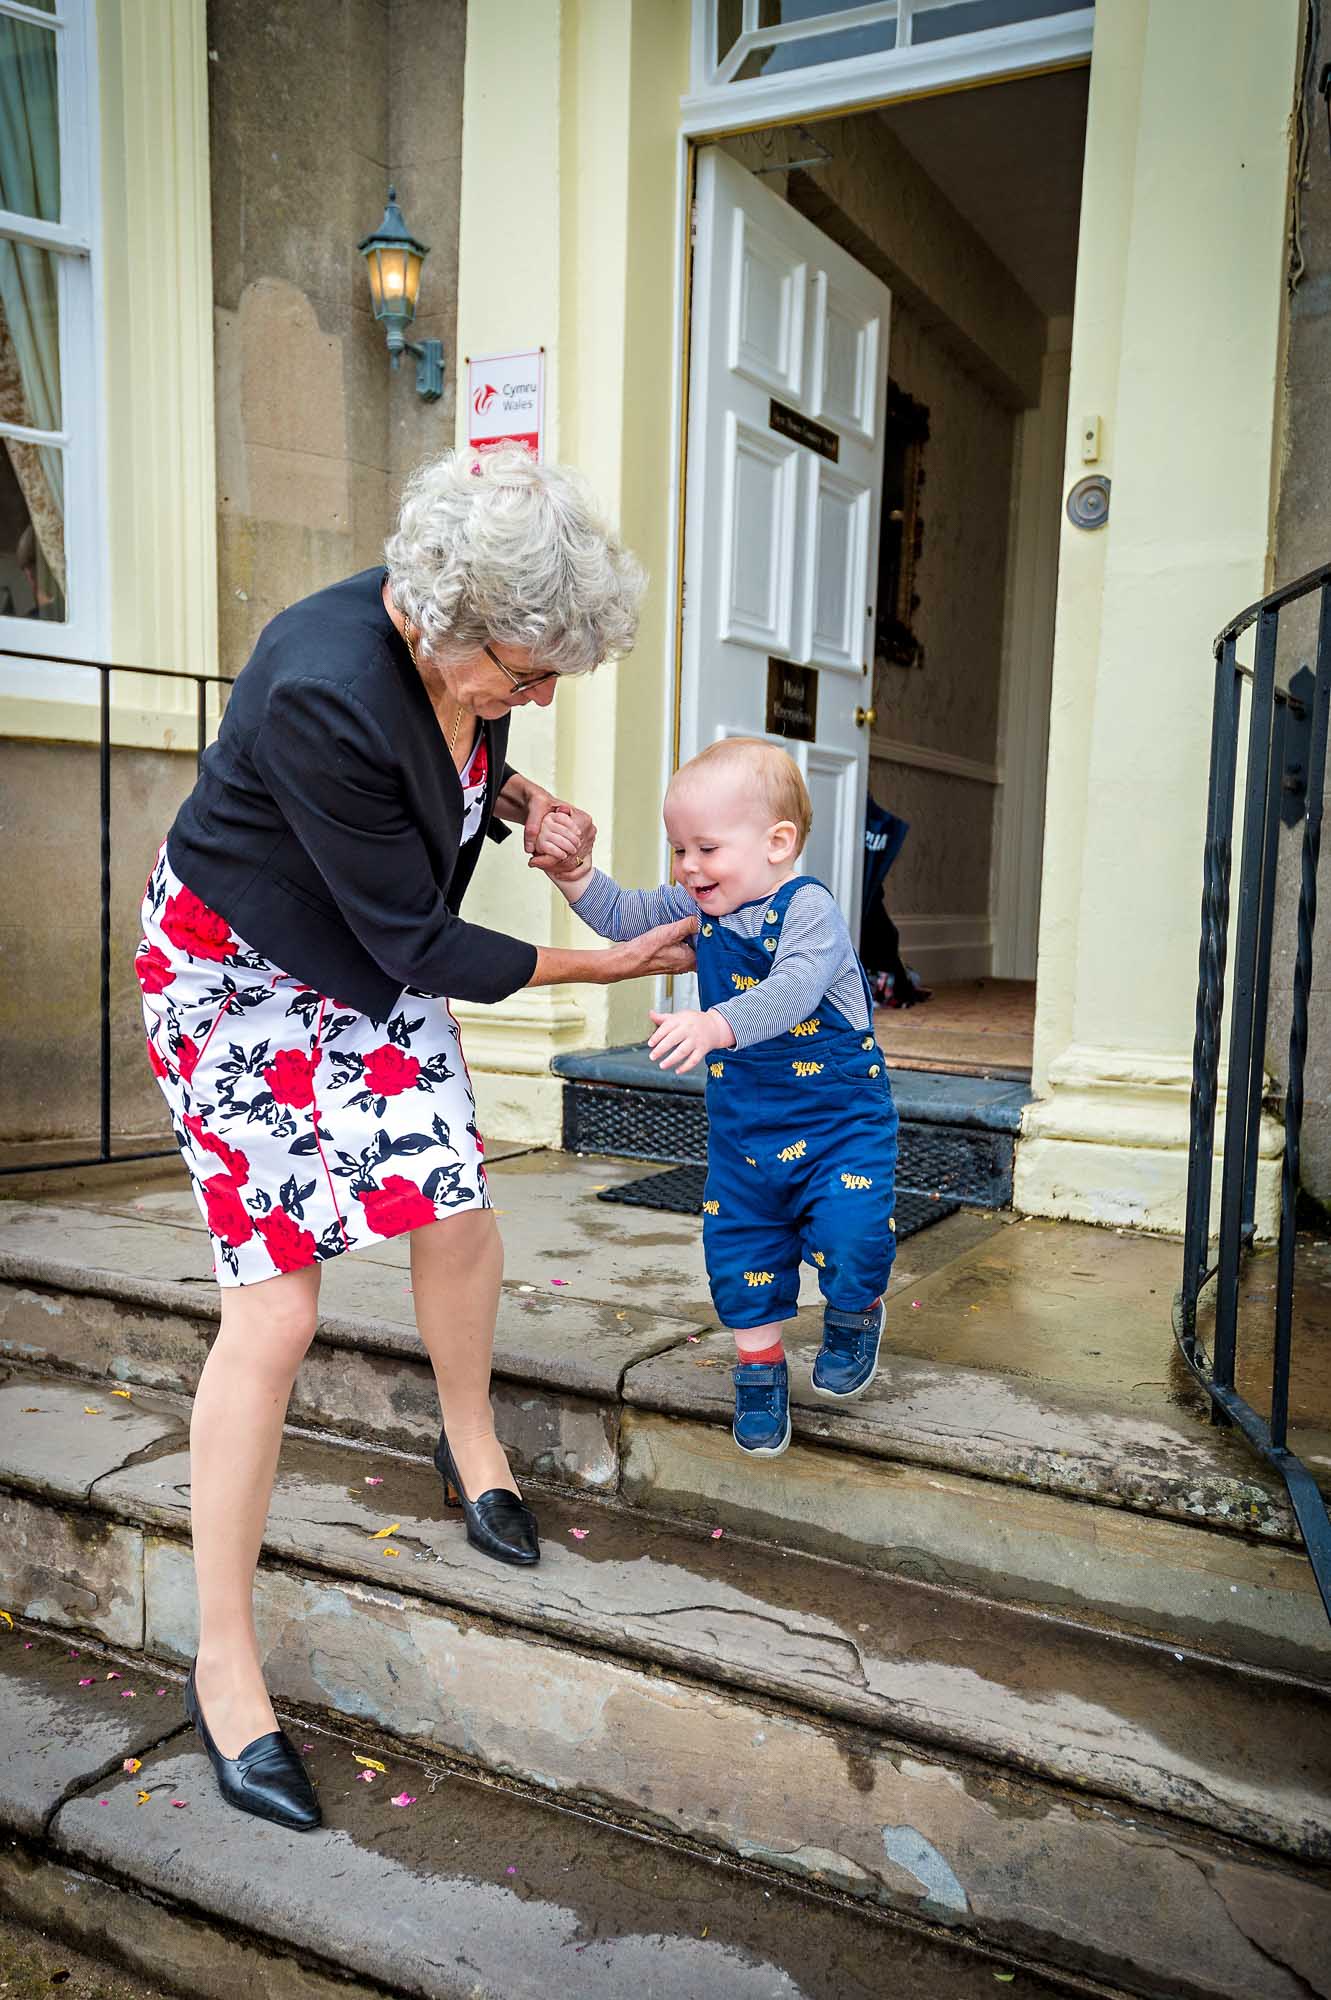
left=78, top=1678, right=94, bottom=1687
left=569, top=1527, right=589, bottom=1541
left=549, top=1277, right=569, bottom=1287
left=171, top=1799, right=189, bottom=1808
left=506, top=1865, right=517, bottom=1876
left=711, top=1528, right=724, bottom=1540
left=98, top=1799, right=109, bottom=1806
left=390, top=1792, right=416, bottom=1808
left=120, top=1689, right=137, bottom=1699
left=365, top=1477, right=383, bottom=1487
left=68, top=1650, right=79, bottom=1659
left=910, top=1300, right=921, bottom=1310
left=23, top=1642, right=32, bottom=1650
left=156, top=1688, right=167, bottom=1696
left=301, top=1743, right=314, bottom=1752
left=356, top=1769, right=376, bottom=1783
left=686, top=1335, right=700, bottom=1344
left=106, top=1671, right=120, bottom=1680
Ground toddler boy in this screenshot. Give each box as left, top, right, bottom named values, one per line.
left=539, top=738, right=898, bottom=1457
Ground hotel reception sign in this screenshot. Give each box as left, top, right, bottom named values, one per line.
left=467, top=348, right=544, bottom=459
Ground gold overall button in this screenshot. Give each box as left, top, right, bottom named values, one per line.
left=869, top=1064, right=881, bottom=1078
left=765, top=908, right=778, bottom=923
left=763, top=937, right=777, bottom=952
left=701, top=923, right=713, bottom=936
left=861, top=1036, right=874, bottom=1050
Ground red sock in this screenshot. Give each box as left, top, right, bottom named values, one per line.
left=736, top=1340, right=785, bottom=1366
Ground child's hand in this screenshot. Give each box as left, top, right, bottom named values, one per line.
left=532, top=805, right=594, bottom=885
left=648, top=1007, right=736, bottom=1075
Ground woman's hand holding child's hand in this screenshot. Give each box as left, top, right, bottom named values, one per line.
left=648, top=1007, right=736, bottom=1075
left=532, top=805, right=594, bottom=886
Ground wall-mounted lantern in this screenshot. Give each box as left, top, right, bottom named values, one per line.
left=358, top=187, right=444, bottom=401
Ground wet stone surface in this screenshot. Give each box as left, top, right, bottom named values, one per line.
left=0, top=1626, right=185, bottom=1837
left=90, top=1419, right=1331, bottom=1858
left=48, top=1719, right=1087, bottom=2000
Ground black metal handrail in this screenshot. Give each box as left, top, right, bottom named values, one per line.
left=0, top=644, right=230, bottom=1177
left=1178, top=558, right=1331, bottom=1624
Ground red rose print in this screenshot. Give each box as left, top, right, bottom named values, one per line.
left=134, top=944, right=175, bottom=995
left=184, top=1112, right=250, bottom=1187
left=255, top=1208, right=317, bottom=1274
left=161, top=885, right=237, bottom=962
left=202, top=1174, right=254, bottom=1246
left=355, top=1175, right=437, bottom=1237
left=146, top=1036, right=167, bottom=1079
left=263, top=1047, right=320, bottom=1109
left=175, top=1035, right=200, bottom=1082
left=363, top=1044, right=420, bottom=1096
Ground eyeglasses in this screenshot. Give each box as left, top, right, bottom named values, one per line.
left=483, top=642, right=558, bottom=691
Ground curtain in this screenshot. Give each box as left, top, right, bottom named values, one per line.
left=0, top=15, right=64, bottom=591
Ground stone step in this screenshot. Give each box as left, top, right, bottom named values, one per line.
left=553, top=1046, right=1030, bottom=1208
left=1, top=1369, right=1329, bottom=2000
left=4, top=1201, right=1330, bottom=1680
left=2, top=1628, right=1089, bottom=2000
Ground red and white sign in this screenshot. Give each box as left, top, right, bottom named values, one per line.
left=467, top=348, right=544, bottom=458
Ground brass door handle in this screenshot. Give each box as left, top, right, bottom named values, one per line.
left=855, top=706, right=877, bottom=729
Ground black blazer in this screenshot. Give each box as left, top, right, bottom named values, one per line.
left=167, top=568, right=539, bottom=1020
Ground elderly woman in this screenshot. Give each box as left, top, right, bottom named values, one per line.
left=136, top=447, right=692, bottom=1832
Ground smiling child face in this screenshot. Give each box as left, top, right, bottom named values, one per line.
left=664, top=769, right=798, bottom=916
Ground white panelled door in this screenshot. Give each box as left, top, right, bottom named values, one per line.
left=680, top=144, right=891, bottom=933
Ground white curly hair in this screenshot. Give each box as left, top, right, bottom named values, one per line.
left=384, top=444, right=646, bottom=675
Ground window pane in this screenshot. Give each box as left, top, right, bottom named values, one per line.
left=911, top=0, right=1092, bottom=46
left=0, top=435, right=66, bottom=622
left=0, top=16, right=61, bottom=223
left=0, top=238, right=62, bottom=429
left=756, top=0, right=878, bottom=22
left=717, top=0, right=744, bottom=63
left=736, top=15, right=898, bottom=77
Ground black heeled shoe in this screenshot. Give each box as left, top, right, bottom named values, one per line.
left=433, top=1428, right=540, bottom=1566
left=184, top=1662, right=321, bottom=1831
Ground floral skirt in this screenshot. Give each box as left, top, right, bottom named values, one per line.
left=136, top=847, right=489, bottom=1286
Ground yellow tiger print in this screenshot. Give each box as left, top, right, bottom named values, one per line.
left=702, top=1199, right=719, bottom=1216
left=789, top=1017, right=821, bottom=1038
left=708, top=1061, right=725, bottom=1078
left=811, top=1250, right=826, bottom=1268
left=777, top=1140, right=807, bottom=1162
left=791, top=1060, right=824, bottom=1077
left=731, top=973, right=759, bottom=991
left=840, top=1172, right=873, bottom=1191
left=743, top=1270, right=775, bottom=1286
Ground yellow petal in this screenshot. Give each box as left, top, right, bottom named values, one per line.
left=84, top=1406, right=102, bottom=1416
left=0, top=1610, right=12, bottom=1629
left=383, top=1546, right=401, bottom=1557
left=353, top=1754, right=387, bottom=1773
left=123, top=1757, right=141, bottom=1774
left=136, top=1789, right=152, bottom=1806
left=111, top=1389, right=133, bottom=1400
left=370, top=1523, right=400, bottom=1540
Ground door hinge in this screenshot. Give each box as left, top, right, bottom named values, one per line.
left=690, top=200, right=698, bottom=248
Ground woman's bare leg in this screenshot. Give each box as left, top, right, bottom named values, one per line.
left=190, top=1263, right=321, bottom=1757
left=410, top=1209, right=517, bottom=1500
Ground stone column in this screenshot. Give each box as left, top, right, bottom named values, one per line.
left=452, top=0, right=690, bottom=1142
left=1016, top=0, right=1302, bottom=1232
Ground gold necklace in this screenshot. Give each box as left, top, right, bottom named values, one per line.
left=405, top=625, right=467, bottom=755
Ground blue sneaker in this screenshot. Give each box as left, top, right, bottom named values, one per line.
left=812, top=1301, right=883, bottom=1401
left=732, top=1359, right=791, bottom=1457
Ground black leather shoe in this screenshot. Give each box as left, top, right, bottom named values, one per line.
left=434, top=1428, right=540, bottom=1566
left=184, top=1662, right=321, bottom=1831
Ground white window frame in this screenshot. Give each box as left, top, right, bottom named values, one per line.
left=0, top=0, right=107, bottom=695
left=684, top=0, right=1095, bottom=131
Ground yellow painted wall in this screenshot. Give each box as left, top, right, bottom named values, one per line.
left=1018, top=0, right=1301, bottom=1232
left=452, top=0, right=690, bottom=1141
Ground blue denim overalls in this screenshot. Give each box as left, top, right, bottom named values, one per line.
left=696, top=875, right=899, bottom=1330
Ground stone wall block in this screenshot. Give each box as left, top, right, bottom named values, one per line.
left=0, top=1493, right=144, bottom=1647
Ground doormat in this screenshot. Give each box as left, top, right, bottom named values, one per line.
left=597, top=1167, right=960, bottom=1240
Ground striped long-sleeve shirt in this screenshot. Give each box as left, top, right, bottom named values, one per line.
left=571, top=870, right=870, bottom=1049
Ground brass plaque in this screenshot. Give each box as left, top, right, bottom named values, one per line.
left=766, top=659, right=818, bottom=742
left=769, top=398, right=839, bottom=463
